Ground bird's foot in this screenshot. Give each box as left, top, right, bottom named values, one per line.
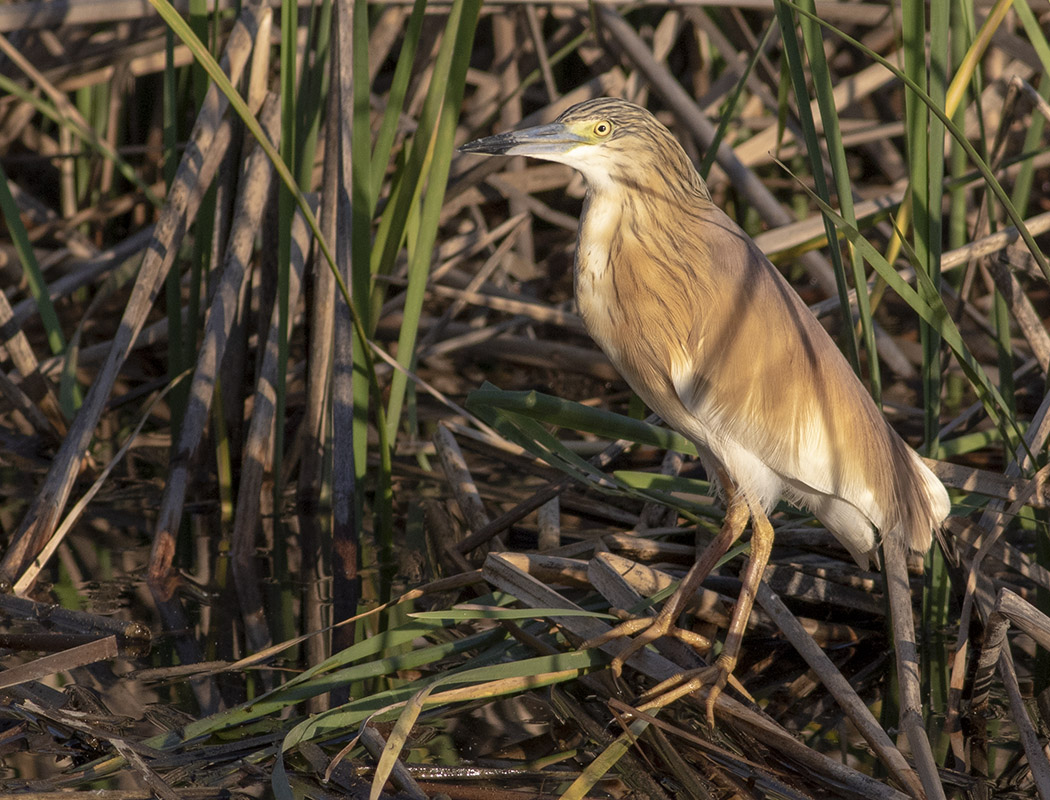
left=636, top=653, right=740, bottom=727
left=581, top=608, right=712, bottom=678
left=703, top=655, right=733, bottom=727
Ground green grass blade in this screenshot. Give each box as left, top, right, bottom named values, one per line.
left=465, top=386, right=716, bottom=520
left=1013, top=0, right=1050, bottom=75
left=782, top=163, right=1022, bottom=449
left=559, top=717, right=651, bottom=800
left=0, top=163, right=64, bottom=359
left=775, top=0, right=862, bottom=379
left=382, top=0, right=482, bottom=448
left=780, top=0, right=1049, bottom=285
left=162, top=26, right=187, bottom=437
left=923, top=0, right=949, bottom=456
left=466, top=385, right=697, bottom=455
left=698, top=23, right=775, bottom=182
left=0, top=76, right=160, bottom=208
left=349, top=0, right=374, bottom=533
left=368, top=0, right=428, bottom=206
left=148, top=0, right=396, bottom=600
left=0, top=161, right=77, bottom=416
left=284, top=649, right=603, bottom=745
left=796, top=0, right=879, bottom=401
left=294, top=0, right=333, bottom=191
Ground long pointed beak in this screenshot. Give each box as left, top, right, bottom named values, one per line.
left=459, top=122, right=587, bottom=157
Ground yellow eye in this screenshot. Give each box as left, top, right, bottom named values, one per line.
left=593, top=120, right=613, bottom=137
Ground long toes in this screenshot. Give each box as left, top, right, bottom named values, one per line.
left=579, top=615, right=655, bottom=650
left=667, top=627, right=713, bottom=651
left=638, top=666, right=709, bottom=705
left=583, top=610, right=681, bottom=676
left=634, top=664, right=719, bottom=714
left=607, top=624, right=668, bottom=676
left=581, top=617, right=661, bottom=679
left=704, top=668, right=730, bottom=727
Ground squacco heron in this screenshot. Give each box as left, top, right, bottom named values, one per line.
left=461, top=98, right=950, bottom=722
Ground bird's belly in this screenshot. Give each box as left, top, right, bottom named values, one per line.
left=659, top=396, right=785, bottom=507
left=667, top=397, right=879, bottom=564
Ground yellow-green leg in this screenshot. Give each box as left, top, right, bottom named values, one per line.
left=583, top=474, right=777, bottom=726
left=632, top=504, right=773, bottom=726
left=583, top=475, right=750, bottom=680
left=701, top=503, right=773, bottom=724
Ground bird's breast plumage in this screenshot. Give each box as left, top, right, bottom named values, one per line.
left=574, top=195, right=627, bottom=364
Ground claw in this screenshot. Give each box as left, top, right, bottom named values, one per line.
left=704, top=655, right=734, bottom=727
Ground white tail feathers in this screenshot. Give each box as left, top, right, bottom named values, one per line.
left=887, top=449, right=950, bottom=558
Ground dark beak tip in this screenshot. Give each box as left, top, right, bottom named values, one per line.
left=459, top=139, right=508, bottom=156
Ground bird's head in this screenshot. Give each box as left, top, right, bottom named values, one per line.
left=461, top=98, right=708, bottom=199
